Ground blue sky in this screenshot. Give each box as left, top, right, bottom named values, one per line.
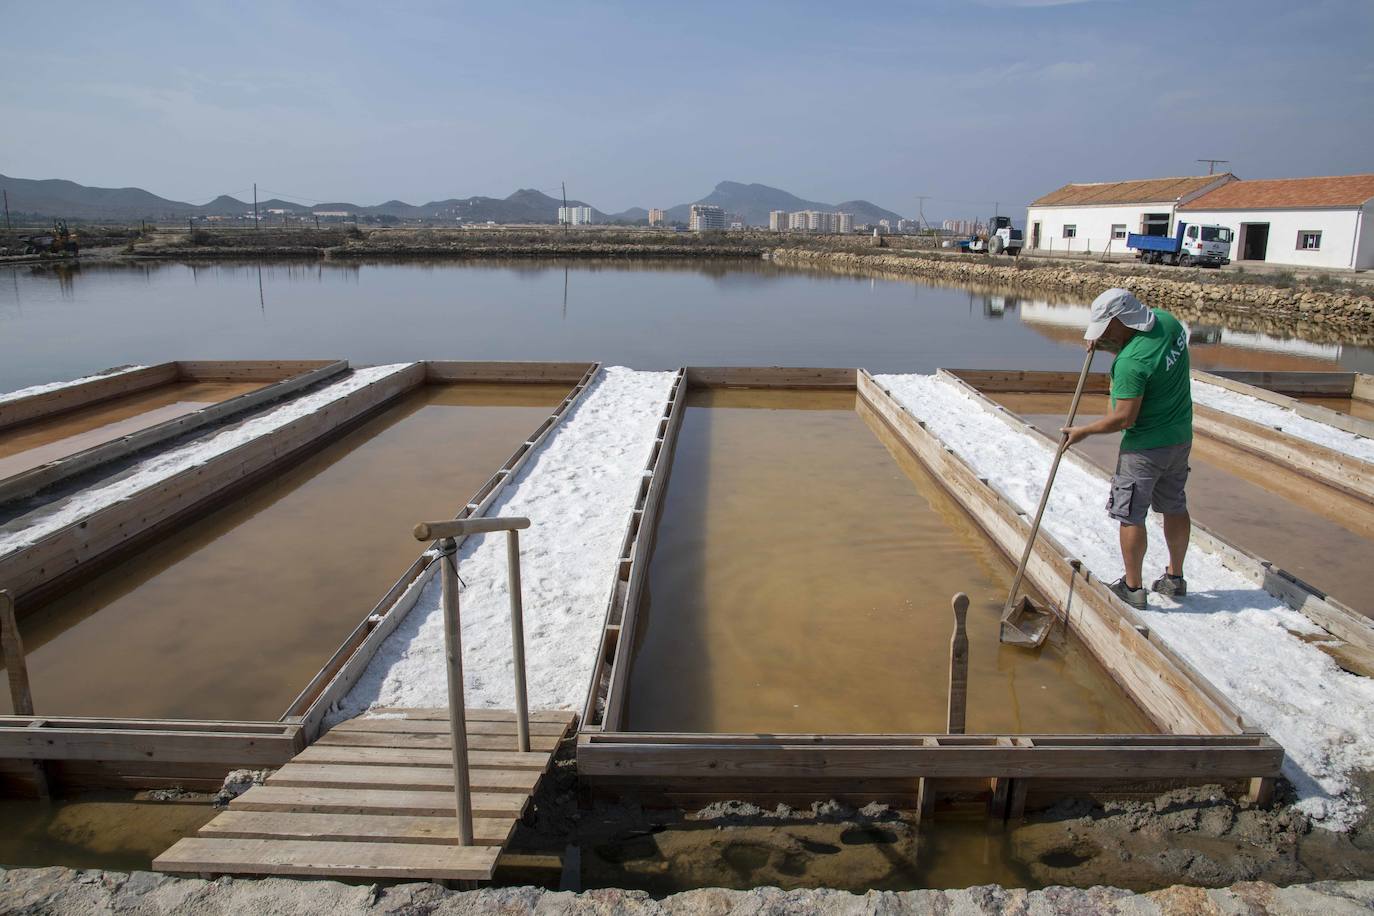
left=3, top=0, right=1371, bottom=220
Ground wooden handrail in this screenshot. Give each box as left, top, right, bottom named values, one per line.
left=413, top=517, right=530, bottom=541
left=413, top=516, right=532, bottom=846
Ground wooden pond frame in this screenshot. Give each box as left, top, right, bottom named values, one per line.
left=0, top=360, right=349, bottom=504
left=0, top=360, right=598, bottom=797
left=285, top=360, right=600, bottom=741
left=945, top=367, right=1374, bottom=677
left=0, top=360, right=421, bottom=613
left=577, top=366, right=1283, bottom=814
left=1197, top=369, right=1374, bottom=440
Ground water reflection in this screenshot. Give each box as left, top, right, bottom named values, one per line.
left=2, top=261, right=1369, bottom=392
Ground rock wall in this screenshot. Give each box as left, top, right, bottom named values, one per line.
left=771, top=248, right=1374, bottom=334
left=2, top=868, right=1372, bottom=915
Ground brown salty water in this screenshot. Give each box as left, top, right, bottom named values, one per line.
left=0, top=383, right=568, bottom=720
left=0, top=380, right=264, bottom=479
left=624, top=388, right=1156, bottom=735
left=0, top=792, right=214, bottom=872
left=1298, top=395, right=1374, bottom=423
left=991, top=392, right=1374, bottom=620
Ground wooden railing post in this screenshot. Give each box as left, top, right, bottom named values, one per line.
left=436, top=537, right=474, bottom=846
left=2, top=590, right=34, bottom=717
left=947, top=593, right=969, bottom=735
left=506, top=530, right=530, bottom=754
left=414, top=515, right=533, bottom=843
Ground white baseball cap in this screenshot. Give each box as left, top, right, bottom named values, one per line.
left=1083, top=288, right=1155, bottom=341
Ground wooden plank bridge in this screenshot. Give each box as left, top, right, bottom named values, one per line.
left=153, top=707, right=575, bottom=882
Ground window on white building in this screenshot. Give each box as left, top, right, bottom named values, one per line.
left=1111, top=224, right=1127, bottom=240
left=1062, top=225, right=1077, bottom=239
left=1297, top=231, right=1322, bottom=250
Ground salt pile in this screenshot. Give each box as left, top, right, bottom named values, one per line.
left=331, top=366, right=676, bottom=722
left=0, top=364, right=412, bottom=555
left=0, top=365, right=147, bottom=404
left=1192, top=379, right=1374, bottom=463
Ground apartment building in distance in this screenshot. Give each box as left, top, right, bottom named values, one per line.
left=785, top=210, right=853, bottom=234
left=689, top=204, right=726, bottom=231
left=558, top=205, right=593, bottom=226
left=769, top=210, right=788, bottom=232
left=648, top=208, right=666, bottom=227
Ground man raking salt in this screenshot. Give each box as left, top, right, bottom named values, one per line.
left=1062, top=288, right=1193, bottom=609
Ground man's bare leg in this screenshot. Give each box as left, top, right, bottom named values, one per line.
left=1119, top=522, right=1147, bottom=589
left=1162, top=511, right=1190, bottom=577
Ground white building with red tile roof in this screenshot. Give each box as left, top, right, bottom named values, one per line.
left=1178, top=174, right=1374, bottom=270
left=1024, top=174, right=1237, bottom=256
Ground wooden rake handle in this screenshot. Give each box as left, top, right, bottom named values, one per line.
left=1000, top=344, right=1096, bottom=619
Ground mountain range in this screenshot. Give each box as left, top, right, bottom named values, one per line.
left=0, top=174, right=906, bottom=227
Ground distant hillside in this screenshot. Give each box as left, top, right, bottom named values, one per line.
left=0, top=175, right=603, bottom=224
left=660, top=181, right=906, bottom=227
left=0, top=173, right=903, bottom=227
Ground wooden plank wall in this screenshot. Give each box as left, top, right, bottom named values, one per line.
left=0, top=364, right=179, bottom=431
left=1202, top=371, right=1355, bottom=398
left=1, top=363, right=425, bottom=613
left=0, top=361, right=350, bottom=505
left=0, top=717, right=304, bottom=797
left=175, top=360, right=342, bottom=382
left=586, top=369, right=687, bottom=730
left=1193, top=403, right=1374, bottom=504
left=424, top=361, right=596, bottom=384
left=683, top=367, right=857, bottom=389
left=290, top=363, right=600, bottom=740
left=576, top=733, right=1281, bottom=812
left=1354, top=374, right=1374, bottom=404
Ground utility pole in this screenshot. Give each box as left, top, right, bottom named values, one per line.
left=917, top=195, right=931, bottom=233
left=253, top=183, right=259, bottom=229
left=561, top=182, right=568, bottom=232
left=2, top=190, right=10, bottom=229
left=1197, top=159, right=1229, bottom=175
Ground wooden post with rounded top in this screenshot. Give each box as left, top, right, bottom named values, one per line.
left=948, top=592, right=969, bottom=735
left=1, top=590, right=33, bottom=717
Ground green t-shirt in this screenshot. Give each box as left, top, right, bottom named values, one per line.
left=1110, top=308, right=1193, bottom=452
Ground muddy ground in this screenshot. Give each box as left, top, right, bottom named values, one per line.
left=498, top=750, right=1374, bottom=895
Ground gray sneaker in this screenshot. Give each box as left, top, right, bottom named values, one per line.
left=1109, top=577, right=1148, bottom=610
left=1152, top=573, right=1187, bottom=597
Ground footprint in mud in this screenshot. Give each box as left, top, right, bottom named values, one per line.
left=720, top=842, right=773, bottom=879
left=798, top=838, right=841, bottom=855
left=1039, top=845, right=1097, bottom=868
left=839, top=826, right=898, bottom=846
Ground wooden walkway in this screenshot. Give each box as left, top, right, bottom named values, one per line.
left=153, top=707, right=576, bottom=882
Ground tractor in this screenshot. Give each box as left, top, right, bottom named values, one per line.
left=960, top=216, right=1023, bottom=256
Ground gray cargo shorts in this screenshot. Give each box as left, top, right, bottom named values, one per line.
left=1107, top=441, right=1191, bottom=526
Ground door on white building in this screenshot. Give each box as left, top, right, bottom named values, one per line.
left=1141, top=213, right=1170, bottom=236
left=1031, top=222, right=1041, bottom=249
left=1239, top=223, right=1270, bottom=261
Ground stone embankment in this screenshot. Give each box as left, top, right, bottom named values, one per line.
left=2, top=868, right=1372, bottom=915
left=771, top=247, right=1374, bottom=335
left=122, top=227, right=773, bottom=262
